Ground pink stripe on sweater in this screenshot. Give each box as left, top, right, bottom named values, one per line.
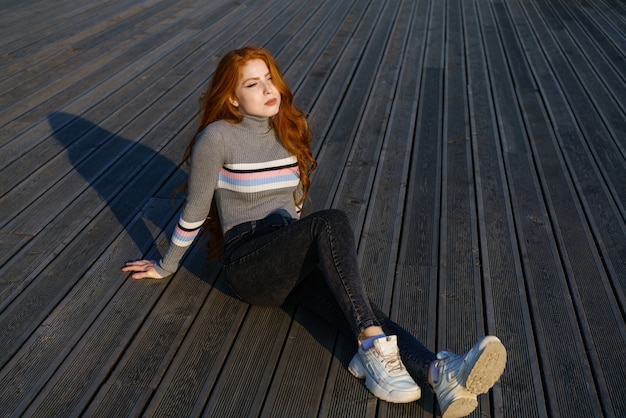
left=220, top=167, right=298, bottom=181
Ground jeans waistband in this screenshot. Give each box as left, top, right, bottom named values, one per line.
left=224, top=213, right=295, bottom=244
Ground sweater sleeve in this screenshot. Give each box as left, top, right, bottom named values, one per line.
left=155, top=127, right=225, bottom=277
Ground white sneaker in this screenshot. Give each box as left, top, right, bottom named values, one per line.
left=348, top=335, right=421, bottom=403
left=433, top=336, right=507, bottom=418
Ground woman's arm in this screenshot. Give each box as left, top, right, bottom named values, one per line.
left=123, top=126, right=226, bottom=279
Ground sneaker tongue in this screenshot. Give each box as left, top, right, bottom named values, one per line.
left=374, top=336, right=395, bottom=355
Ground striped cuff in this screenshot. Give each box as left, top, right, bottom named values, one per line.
left=171, top=219, right=203, bottom=247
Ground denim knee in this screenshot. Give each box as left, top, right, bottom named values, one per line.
left=317, top=208, right=350, bottom=225
left=311, top=209, right=352, bottom=237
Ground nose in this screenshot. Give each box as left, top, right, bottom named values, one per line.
left=263, top=82, right=273, bottom=94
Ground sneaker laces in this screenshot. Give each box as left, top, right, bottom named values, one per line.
left=374, top=338, right=406, bottom=375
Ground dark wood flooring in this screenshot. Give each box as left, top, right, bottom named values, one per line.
left=1, top=0, right=625, bottom=416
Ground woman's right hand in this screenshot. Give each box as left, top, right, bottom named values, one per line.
left=122, top=259, right=163, bottom=279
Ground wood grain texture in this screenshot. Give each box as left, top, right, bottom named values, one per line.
left=1, top=0, right=625, bottom=416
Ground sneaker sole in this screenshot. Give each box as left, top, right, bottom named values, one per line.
left=442, top=395, right=478, bottom=418
left=348, top=354, right=422, bottom=403
left=463, top=336, right=507, bottom=395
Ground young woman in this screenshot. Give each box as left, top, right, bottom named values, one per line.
left=123, top=46, right=506, bottom=418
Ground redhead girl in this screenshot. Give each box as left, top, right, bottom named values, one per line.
left=123, top=46, right=506, bottom=417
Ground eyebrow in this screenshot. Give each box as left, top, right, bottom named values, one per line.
left=241, top=72, right=271, bottom=86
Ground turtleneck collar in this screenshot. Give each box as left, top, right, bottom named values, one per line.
left=238, top=114, right=273, bottom=135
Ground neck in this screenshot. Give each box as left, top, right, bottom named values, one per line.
left=239, top=114, right=272, bottom=134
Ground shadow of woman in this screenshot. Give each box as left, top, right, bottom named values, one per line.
left=47, top=111, right=189, bottom=264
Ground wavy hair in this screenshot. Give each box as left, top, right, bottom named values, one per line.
left=180, top=46, right=317, bottom=258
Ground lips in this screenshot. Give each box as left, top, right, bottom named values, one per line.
left=265, top=98, right=277, bottom=106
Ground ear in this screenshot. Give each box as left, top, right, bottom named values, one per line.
left=229, top=97, right=239, bottom=107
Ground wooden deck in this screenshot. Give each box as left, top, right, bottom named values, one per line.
left=1, top=0, right=625, bottom=416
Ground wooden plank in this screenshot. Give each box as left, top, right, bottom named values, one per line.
left=440, top=0, right=480, bottom=351
left=277, top=0, right=358, bottom=94
left=504, top=0, right=626, bottom=415
left=484, top=1, right=605, bottom=416
left=287, top=0, right=369, bottom=119
left=594, top=0, right=626, bottom=29
left=564, top=0, right=626, bottom=81
left=0, top=0, right=176, bottom=109
left=0, top=0, right=48, bottom=21
left=529, top=0, right=626, bottom=208
left=391, top=0, right=443, bottom=392
left=0, top=231, right=31, bottom=268
left=258, top=0, right=327, bottom=57
left=306, top=0, right=393, bottom=218
left=461, top=0, right=546, bottom=416
left=0, top=46, right=204, bottom=355
left=0, top=0, right=260, bottom=259
left=0, top=0, right=236, bottom=294
left=438, top=2, right=504, bottom=416
left=0, top=0, right=118, bottom=52
left=0, top=0, right=219, bottom=156
left=0, top=0, right=183, bottom=125
left=330, top=0, right=404, bottom=297
left=523, top=0, right=626, bottom=300
left=46, top=243, right=218, bottom=417
left=202, top=306, right=293, bottom=417
left=0, top=2, right=251, bottom=227
left=140, top=273, right=248, bottom=417
left=256, top=308, right=338, bottom=418
left=0, top=195, right=178, bottom=414
left=597, top=0, right=626, bottom=18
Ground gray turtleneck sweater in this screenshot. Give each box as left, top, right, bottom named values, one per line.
left=154, top=115, right=301, bottom=277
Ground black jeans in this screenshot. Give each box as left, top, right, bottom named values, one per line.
left=223, top=209, right=436, bottom=385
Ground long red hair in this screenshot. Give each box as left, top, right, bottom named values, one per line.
left=180, top=46, right=317, bottom=258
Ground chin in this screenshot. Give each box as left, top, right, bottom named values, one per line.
left=265, top=107, right=280, bottom=118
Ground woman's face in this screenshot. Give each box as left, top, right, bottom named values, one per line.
left=231, top=59, right=281, bottom=118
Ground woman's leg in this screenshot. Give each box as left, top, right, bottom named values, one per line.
left=223, top=209, right=380, bottom=338
left=223, top=209, right=421, bottom=403
left=288, top=267, right=435, bottom=386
